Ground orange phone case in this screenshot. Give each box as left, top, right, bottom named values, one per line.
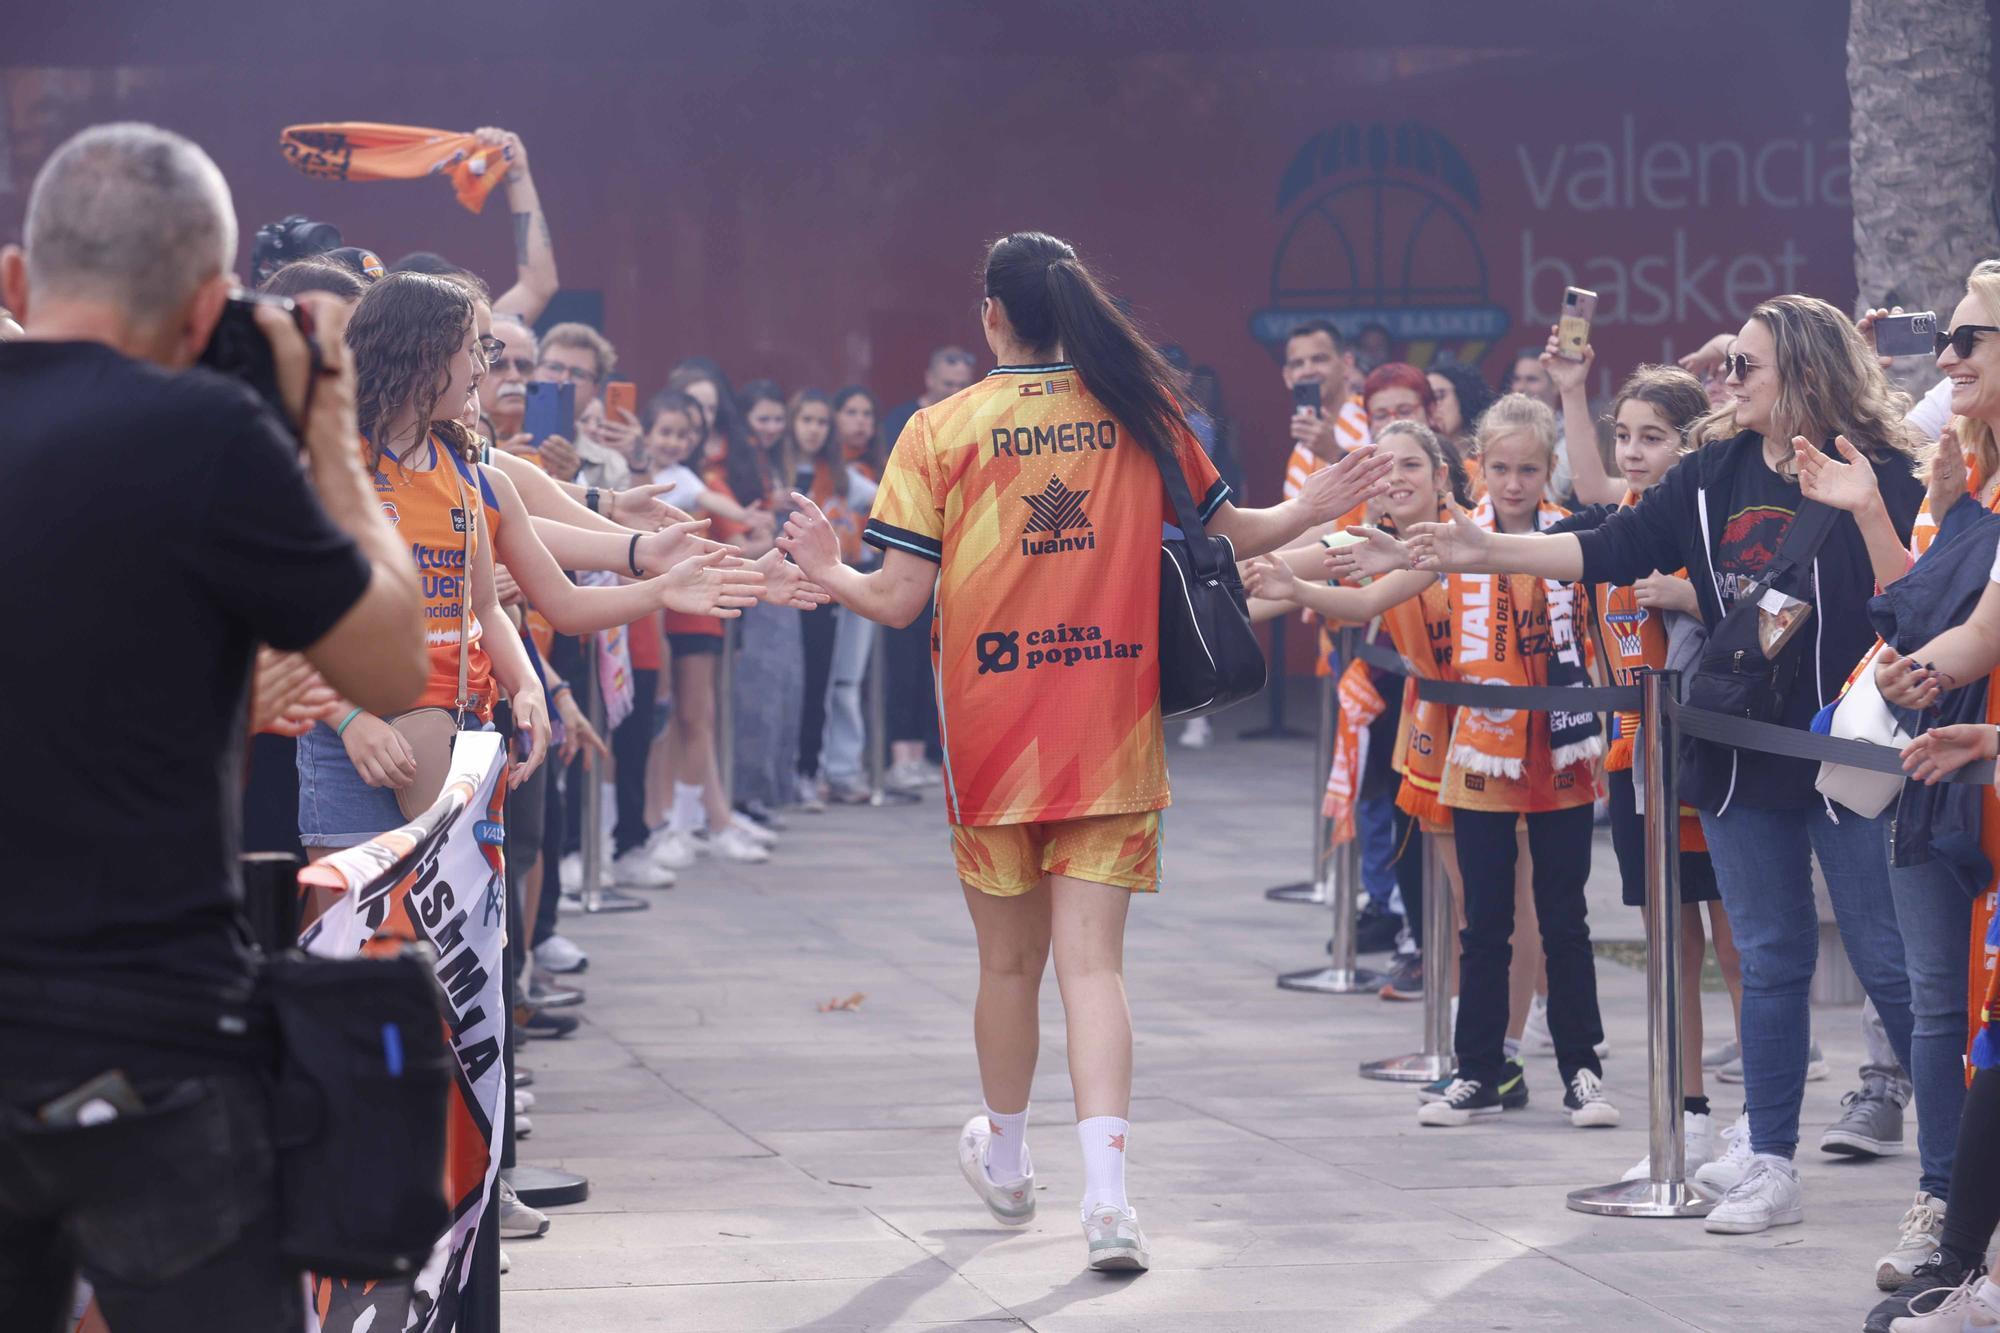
left=604, top=381, right=637, bottom=419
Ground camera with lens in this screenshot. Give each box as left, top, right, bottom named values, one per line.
left=252, top=214, right=344, bottom=285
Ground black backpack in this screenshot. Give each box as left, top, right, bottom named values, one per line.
left=1154, top=446, right=1266, bottom=720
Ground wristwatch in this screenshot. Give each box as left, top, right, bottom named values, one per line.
left=585, top=487, right=602, bottom=514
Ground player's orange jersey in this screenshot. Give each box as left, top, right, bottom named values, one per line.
left=374, top=435, right=494, bottom=719
left=865, top=363, right=1228, bottom=827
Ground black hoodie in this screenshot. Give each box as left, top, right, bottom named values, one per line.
left=1572, top=429, right=1923, bottom=810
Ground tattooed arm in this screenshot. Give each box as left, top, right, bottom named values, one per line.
left=476, top=127, right=558, bottom=324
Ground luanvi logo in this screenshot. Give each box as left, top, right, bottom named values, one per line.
left=1020, top=476, right=1095, bottom=556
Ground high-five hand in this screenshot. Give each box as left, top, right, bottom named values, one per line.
left=1403, top=497, right=1489, bottom=571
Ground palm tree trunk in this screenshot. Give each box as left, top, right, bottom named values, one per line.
left=1848, top=0, right=1999, bottom=386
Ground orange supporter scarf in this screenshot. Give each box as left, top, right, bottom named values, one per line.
left=1595, top=488, right=1706, bottom=851
left=1322, top=659, right=1386, bottom=845
left=279, top=122, right=512, bottom=213
left=1380, top=577, right=1455, bottom=826
left=1597, top=491, right=1667, bottom=774
left=1447, top=497, right=1602, bottom=779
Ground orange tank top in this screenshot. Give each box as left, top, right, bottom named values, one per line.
left=375, top=436, right=493, bottom=719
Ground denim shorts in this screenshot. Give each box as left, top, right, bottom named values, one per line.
left=294, top=719, right=406, bottom=849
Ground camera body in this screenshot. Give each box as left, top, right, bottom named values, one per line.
left=252, top=215, right=344, bottom=285
left=199, top=292, right=317, bottom=440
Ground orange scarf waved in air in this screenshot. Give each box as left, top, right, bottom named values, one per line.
left=1449, top=496, right=1602, bottom=779
left=279, top=122, right=513, bottom=213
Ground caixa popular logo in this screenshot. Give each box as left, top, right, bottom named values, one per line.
left=1249, top=122, right=1510, bottom=365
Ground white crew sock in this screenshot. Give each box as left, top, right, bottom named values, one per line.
left=1978, top=1276, right=2000, bottom=1306
left=670, top=783, right=705, bottom=834
left=1077, top=1115, right=1130, bottom=1213
left=982, top=1104, right=1029, bottom=1182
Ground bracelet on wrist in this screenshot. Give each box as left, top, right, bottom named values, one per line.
left=335, top=707, right=364, bottom=736
left=627, top=531, right=644, bottom=577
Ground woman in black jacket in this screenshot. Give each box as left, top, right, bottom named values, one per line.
left=1403, top=295, right=1924, bottom=1245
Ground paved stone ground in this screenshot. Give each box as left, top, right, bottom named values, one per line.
left=504, top=721, right=1919, bottom=1332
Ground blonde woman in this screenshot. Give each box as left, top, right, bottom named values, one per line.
left=1405, top=295, right=1925, bottom=1242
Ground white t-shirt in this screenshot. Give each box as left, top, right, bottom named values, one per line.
left=652, top=464, right=706, bottom=513
left=1908, top=377, right=1953, bottom=443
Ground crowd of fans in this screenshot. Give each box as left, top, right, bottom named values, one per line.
left=1241, top=279, right=2000, bottom=1332
left=8, top=113, right=2000, bottom=1333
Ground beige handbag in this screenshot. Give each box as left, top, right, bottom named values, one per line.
left=388, top=469, right=477, bottom=819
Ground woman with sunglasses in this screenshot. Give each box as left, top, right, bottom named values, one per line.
left=1780, top=263, right=2000, bottom=1331
left=1404, top=294, right=1925, bottom=1245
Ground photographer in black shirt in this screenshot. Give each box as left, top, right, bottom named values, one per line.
left=0, top=122, right=423, bottom=1332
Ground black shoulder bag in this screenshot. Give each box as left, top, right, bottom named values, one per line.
left=1154, top=447, right=1266, bottom=719
left=1678, top=491, right=1839, bottom=809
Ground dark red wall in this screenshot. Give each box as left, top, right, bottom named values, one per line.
left=5, top=2, right=1885, bottom=505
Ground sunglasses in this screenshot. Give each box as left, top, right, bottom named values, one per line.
left=1935, top=325, right=2000, bottom=359
left=492, top=356, right=537, bottom=376
left=1722, top=351, right=1761, bottom=381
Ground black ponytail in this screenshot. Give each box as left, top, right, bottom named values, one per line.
left=983, top=232, right=1190, bottom=464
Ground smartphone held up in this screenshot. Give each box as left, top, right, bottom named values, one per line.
left=1556, top=286, right=1597, bottom=361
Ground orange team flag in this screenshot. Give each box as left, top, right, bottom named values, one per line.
left=278, top=122, right=511, bottom=213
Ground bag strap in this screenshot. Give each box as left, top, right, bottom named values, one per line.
left=1148, top=432, right=1228, bottom=578
left=449, top=445, right=475, bottom=725
left=1704, top=493, right=1841, bottom=644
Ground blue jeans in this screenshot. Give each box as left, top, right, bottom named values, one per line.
left=821, top=606, right=876, bottom=784
left=1886, top=857, right=1973, bottom=1198
left=1357, top=795, right=1399, bottom=911
left=1700, top=804, right=1915, bottom=1162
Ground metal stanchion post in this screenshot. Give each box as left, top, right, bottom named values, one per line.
left=575, top=634, right=646, bottom=914
left=1266, top=670, right=1336, bottom=905
left=866, top=621, right=889, bottom=805
left=1568, top=669, right=1715, bottom=1217
left=1241, top=614, right=1307, bottom=740
left=1279, top=631, right=1388, bottom=994
left=579, top=635, right=605, bottom=914
left=1359, top=835, right=1453, bottom=1081
left=718, top=618, right=737, bottom=805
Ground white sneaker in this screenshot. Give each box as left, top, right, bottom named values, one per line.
left=649, top=829, right=699, bottom=870
left=955, top=1114, right=1035, bottom=1226
left=1702, top=1039, right=1739, bottom=1069
left=533, top=934, right=588, bottom=975
left=1621, top=1111, right=1716, bottom=1181
left=1523, top=994, right=1552, bottom=1052
left=612, top=846, right=676, bottom=888
left=886, top=759, right=934, bottom=791
left=711, top=824, right=770, bottom=863
left=1563, top=1069, right=1620, bottom=1128
left=558, top=852, right=582, bottom=892
left=1082, top=1202, right=1150, bottom=1272
left=1521, top=993, right=1609, bottom=1059
left=499, top=1247, right=511, bottom=1274
left=1703, top=1153, right=1803, bottom=1234
left=1879, top=1192, right=1948, bottom=1292
left=1694, top=1113, right=1752, bottom=1193
left=795, top=776, right=828, bottom=812
left=1179, top=716, right=1212, bottom=749
left=514, top=1111, right=533, bottom=1139
left=1716, top=1039, right=1829, bottom=1084
left=498, top=1178, right=549, bottom=1239
left=730, top=815, right=779, bottom=848
left=1891, top=1275, right=2000, bottom=1331
left=513, top=1088, right=535, bottom=1114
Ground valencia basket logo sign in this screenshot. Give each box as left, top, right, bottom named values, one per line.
left=1250, top=122, right=1510, bottom=366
